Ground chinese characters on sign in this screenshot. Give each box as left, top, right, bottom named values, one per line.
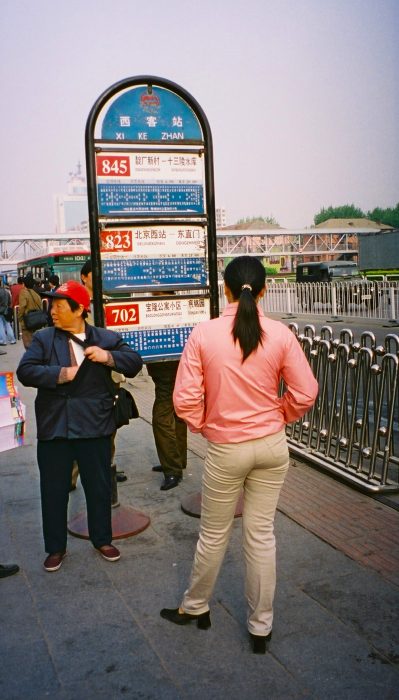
left=96, top=152, right=205, bottom=215
left=100, top=86, right=203, bottom=142
left=104, top=297, right=210, bottom=360
left=100, top=225, right=207, bottom=291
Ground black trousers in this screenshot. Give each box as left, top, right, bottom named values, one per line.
left=147, top=361, right=187, bottom=478
left=37, top=437, right=112, bottom=554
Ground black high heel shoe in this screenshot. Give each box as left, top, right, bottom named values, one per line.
left=160, top=607, right=211, bottom=629
left=249, top=631, right=272, bottom=654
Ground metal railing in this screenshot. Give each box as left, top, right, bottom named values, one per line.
left=286, top=324, right=399, bottom=493
left=218, top=280, right=399, bottom=322
left=218, top=283, right=398, bottom=491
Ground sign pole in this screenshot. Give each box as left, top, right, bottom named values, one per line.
left=70, top=76, right=220, bottom=536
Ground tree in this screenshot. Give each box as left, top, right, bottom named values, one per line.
left=313, top=203, right=399, bottom=228
left=367, top=203, right=399, bottom=228
left=236, top=215, right=279, bottom=226
left=314, top=205, right=365, bottom=225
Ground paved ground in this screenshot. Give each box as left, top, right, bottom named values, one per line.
left=1, top=340, right=398, bottom=699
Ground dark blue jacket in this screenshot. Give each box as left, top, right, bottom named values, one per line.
left=17, top=324, right=143, bottom=440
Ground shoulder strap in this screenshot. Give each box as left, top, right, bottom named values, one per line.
left=63, top=331, right=87, bottom=348
left=27, top=288, right=42, bottom=311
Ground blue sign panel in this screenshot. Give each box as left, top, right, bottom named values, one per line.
left=97, top=183, right=204, bottom=215
left=101, top=86, right=203, bottom=142
left=120, top=326, right=195, bottom=361
left=102, top=257, right=207, bottom=291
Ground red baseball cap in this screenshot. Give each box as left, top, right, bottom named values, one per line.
left=45, top=280, right=91, bottom=311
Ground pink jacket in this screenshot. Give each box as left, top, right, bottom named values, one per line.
left=173, top=303, right=319, bottom=443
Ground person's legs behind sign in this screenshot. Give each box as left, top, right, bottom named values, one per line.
left=147, top=360, right=187, bottom=490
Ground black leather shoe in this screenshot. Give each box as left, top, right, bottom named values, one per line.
left=152, top=465, right=163, bottom=473
left=249, top=631, right=272, bottom=654
left=116, top=471, right=127, bottom=482
left=0, top=563, right=20, bottom=578
left=160, top=475, right=181, bottom=491
left=160, top=607, right=211, bottom=629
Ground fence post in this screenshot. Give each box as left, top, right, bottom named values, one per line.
left=329, top=285, right=342, bottom=323
left=282, top=284, right=296, bottom=319
left=383, top=286, right=399, bottom=327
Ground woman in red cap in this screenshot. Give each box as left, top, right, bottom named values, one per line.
left=17, top=280, right=143, bottom=572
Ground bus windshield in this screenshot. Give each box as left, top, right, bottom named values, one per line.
left=18, top=251, right=90, bottom=286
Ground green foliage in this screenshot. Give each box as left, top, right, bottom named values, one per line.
left=367, top=203, right=399, bottom=228
left=314, top=204, right=365, bottom=225
left=314, top=202, right=399, bottom=228
left=236, top=215, right=279, bottom=226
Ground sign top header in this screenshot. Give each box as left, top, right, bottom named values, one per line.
left=100, top=85, right=203, bottom=143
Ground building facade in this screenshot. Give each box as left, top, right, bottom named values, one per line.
left=54, top=163, right=88, bottom=234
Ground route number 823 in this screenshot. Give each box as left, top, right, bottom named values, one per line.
left=100, top=230, right=132, bottom=252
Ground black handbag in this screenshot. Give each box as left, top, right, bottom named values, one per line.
left=112, top=386, right=139, bottom=428
left=24, top=290, right=48, bottom=331
left=24, top=309, right=48, bottom=330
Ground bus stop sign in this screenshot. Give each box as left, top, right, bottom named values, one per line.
left=85, top=76, right=218, bottom=361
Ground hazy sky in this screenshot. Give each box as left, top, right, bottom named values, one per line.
left=1, top=0, right=398, bottom=234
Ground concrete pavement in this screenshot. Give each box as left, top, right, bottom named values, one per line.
left=0, top=340, right=398, bottom=699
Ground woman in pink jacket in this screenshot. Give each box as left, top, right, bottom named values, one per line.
left=160, top=256, right=319, bottom=653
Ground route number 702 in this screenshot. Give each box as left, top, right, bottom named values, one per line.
left=105, top=304, right=139, bottom=327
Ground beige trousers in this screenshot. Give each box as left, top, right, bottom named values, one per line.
left=182, top=429, right=289, bottom=636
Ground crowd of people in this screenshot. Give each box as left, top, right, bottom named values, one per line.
left=1, top=256, right=318, bottom=653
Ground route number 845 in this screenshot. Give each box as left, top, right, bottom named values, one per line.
left=96, top=155, right=131, bottom=177
left=105, top=304, right=139, bottom=327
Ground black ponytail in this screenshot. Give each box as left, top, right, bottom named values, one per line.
left=223, top=256, right=266, bottom=362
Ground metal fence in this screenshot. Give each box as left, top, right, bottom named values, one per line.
left=263, top=280, right=399, bottom=322
left=284, top=324, right=399, bottom=493
left=218, top=280, right=399, bottom=322
left=218, top=283, right=399, bottom=491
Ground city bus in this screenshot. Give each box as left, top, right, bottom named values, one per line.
left=17, top=250, right=91, bottom=286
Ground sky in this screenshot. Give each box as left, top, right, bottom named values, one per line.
left=1, top=0, right=398, bottom=235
